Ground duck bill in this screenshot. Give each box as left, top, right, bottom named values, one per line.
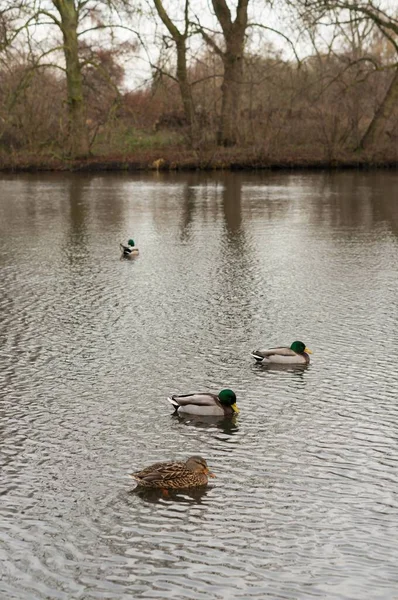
left=232, top=404, right=240, bottom=413
left=304, top=348, right=312, bottom=354
left=206, top=469, right=216, bottom=478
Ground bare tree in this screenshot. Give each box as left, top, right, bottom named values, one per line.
left=298, top=0, right=398, bottom=149
left=198, top=0, right=250, bottom=146
left=52, top=0, right=88, bottom=156
left=152, top=0, right=197, bottom=143
left=2, top=0, right=130, bottom=157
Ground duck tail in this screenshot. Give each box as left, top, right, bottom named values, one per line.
left=167, top=396, right=179, bottom=411
left=251, top=351, right=264, bottom=362
left=129, top=474, right=140, bottom=489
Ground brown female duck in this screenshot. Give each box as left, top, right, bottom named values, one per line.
left=130, top=456, right=214, bottom=489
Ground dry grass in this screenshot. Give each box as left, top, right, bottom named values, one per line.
left=1, top=145, right=397, bottom=172
left=1, top=51, right=398, bottom=171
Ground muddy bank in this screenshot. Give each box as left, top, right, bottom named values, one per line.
left=1, top=148, right=397, bottom=172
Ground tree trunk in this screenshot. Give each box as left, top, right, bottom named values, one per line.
left=219, top=39, right=245, bottom=146
left=211, top=0, right=249, bottom=147
left=53, top=0, right=88, bottom=157
left=176, top=39, right=197, bottom=143
left=360, top=68, right=398, bottom=150
left=153, top=0, right=197, bottom=145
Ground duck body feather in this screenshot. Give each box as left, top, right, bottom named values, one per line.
left=120, top=243, right=139, bottom=258
left=251, top=346, right=310, bottom=365
left=131, top=457, right=210, bottom=489
left=168, top=393, right=234, bottom=416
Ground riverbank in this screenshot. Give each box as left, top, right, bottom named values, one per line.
left=0, top=147, right=397, bottom=172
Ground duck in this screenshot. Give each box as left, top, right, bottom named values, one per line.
left=167, top=389, right=239, bottom=416
left=251, top=341, right=312, bottom=365
left=120, top=238, right=139, bottom=258
left=130, top=456, right=214, bottom=489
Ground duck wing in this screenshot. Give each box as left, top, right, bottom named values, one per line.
left=120, top=243, right=132, bottom=254
left=168, top=393, right=219, bottom=408
left=252, top=346, right=297, bottom=360
left=132, top=461, right=188, bottom=484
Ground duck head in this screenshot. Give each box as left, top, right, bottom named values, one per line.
left=290, top=341, right=312, bottom=355
left=218, top=389, right=239, bottom=413
left=186, top=456, right=215, bottom=477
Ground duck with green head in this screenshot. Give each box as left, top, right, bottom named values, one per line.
left=251, top=341, right=312, bottom=365
left=168, top=389, right=239, bottom=416
left=120, top=238, right=139, bottom=258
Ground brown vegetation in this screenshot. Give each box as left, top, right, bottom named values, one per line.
left=0, top=0, right=397, bottom=170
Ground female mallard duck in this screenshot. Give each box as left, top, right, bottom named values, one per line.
left=251, top=341, right=312, bottom=365
left=131, top=456, right=214, bottom=489
left=120, top=238, right=139, bottom=258
left=168, top=389, right=239, bottom=416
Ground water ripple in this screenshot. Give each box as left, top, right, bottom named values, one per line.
left=1, top=171, right=398, bottom=599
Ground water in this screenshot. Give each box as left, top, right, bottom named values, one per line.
left=1, top=170, right=398, bottom=600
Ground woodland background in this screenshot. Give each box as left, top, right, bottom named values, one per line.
left=0, top=0, right=397, bottom=169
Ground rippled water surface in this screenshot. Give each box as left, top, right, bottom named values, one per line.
left=1, top=171, right=398, bottom=600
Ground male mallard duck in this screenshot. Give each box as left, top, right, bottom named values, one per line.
left=251, top=341, right=312, bottom=365
left=130, top=456, right=214, bottom=489
left=120, top=238, right=139, bottom=258
left=167, top=389, right=239, bottom=416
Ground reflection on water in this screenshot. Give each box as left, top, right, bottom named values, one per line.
left=132, top=485, right=210, bottom=505
left=172, top=413, right=239, bottom=435
left=1, top=170, right=398, bottom=600
left=251, top=361, right=310, bottom=373
left=309, top=171, right=398, bottom=234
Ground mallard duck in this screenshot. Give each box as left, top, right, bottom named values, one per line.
left=251, top=341, right=312, bottom=365
left=167, top=389, right=239, bottom=416
left=130, top=456, right=214, bottom=489
left=120, top=238, right=139, bottom=258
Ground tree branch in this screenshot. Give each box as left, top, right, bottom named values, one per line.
left=248, top=23, right=301, bottom=65
left=211, top=0, right=232, bottom=35
left=153, top=0, right=183, bottom=42
left=236, top=0, right=249, bottom=28
left=194, top=22, right=224, bottom=57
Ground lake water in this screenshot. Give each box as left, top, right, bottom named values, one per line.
left=1, top=170, right=398, bottom=600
